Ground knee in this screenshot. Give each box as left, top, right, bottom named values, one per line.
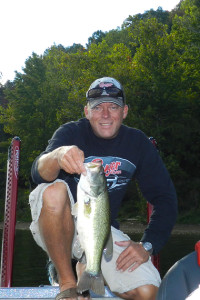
left=136, top=285, right=158, bottom=300
left=116, top=284, right=158, bottom=300
left=43, top=182, right=70, bottom=213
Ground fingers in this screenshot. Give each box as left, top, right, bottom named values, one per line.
left=116, top=242, right=138, bottom=272
left=128, top=261, right=140, bottom=272
left=57, top=146, right=86, bottom=175
left=115, top=240, right=130, bottom=247
left=115, top=240, right=149, bottom=272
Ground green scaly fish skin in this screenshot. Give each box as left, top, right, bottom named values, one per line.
left=73, top=161, right=113, bottom=295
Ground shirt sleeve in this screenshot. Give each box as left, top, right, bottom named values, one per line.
left=135, top=134, right=178, bottom=254
left=31, top=124, right=73, bottom=184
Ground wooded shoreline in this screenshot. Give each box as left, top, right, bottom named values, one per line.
left=0, top=221, right=199, bottom=235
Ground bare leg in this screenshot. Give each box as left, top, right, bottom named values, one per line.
left=38, top=182, right=76, bottom=299
left=115, top=285, right=158, bottom=300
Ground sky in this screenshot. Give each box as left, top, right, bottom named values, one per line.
left=1, top=0, right=180, bottom=84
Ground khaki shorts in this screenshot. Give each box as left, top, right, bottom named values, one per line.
left=29, top=180, right=161, bottom=293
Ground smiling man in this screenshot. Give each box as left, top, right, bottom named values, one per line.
left=29, top=77, right=177, bottom=300
left=84, top=78, right=128, bottom=139
left=85, top=101, right=128, bottom=139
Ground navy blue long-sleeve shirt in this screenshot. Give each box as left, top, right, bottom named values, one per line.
left=31, top=118, right=178, bottom=254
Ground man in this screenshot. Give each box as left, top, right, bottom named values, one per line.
left=29, top=77, right=178, bottom=300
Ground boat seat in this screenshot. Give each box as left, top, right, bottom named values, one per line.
left=156, top=242, right=200, bottom=300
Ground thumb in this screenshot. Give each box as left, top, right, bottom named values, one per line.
left=115, top=240, right=130, bottom=247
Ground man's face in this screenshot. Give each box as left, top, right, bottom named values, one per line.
left=84, top=102, right=128, bottom=139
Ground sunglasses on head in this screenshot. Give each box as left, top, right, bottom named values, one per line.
left=87, top=87, right=124, bottom=100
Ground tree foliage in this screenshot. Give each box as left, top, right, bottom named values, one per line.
left=0, top=0, right=200, bottom=219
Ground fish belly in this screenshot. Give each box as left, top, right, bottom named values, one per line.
left=77, top=190, right=110, bottom=276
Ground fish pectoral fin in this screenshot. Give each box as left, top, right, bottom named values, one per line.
left=103, top=231, right=113, bottom=262
left=84, top=200, right=91, bottom=217
left=77, top=271, right=105, bottom=296
left=71, top=202, right=78, bottom=216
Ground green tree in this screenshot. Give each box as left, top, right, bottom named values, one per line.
left=103, top=28, right=130, bottom=49
left=1, top=53, right=52, bottom=181
left=170, top=0, right=200, bottom=209
left=87, top=30, right=106, bottom=47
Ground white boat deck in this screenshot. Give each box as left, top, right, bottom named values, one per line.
left=0, top=286, right=120, bottom=299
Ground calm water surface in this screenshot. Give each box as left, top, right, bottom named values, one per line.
left=0, top=230, right=199, bottom=287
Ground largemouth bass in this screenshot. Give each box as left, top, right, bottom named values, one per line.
left=72, top=161, right=113, bottom=295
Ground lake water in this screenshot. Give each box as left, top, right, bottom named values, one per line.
left=0, top=230, right=199, bottom=287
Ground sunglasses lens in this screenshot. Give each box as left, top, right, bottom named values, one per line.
left=88, top=87, right=123, bottom=99
left=107, top=88, right=123, bottom=97
left=88, top=88, right=102, bottom=98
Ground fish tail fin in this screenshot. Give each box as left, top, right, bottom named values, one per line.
left=78, top=271, right=105, bottom=296
left=91, top=271, right=105, bottom=296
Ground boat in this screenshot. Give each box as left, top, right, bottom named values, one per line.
left=0, top=137, right=120, bottom=299
left=3, top=137, right=199, bottom=299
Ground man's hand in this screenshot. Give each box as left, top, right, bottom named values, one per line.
left=115, top=240, right=150, bottom=272
left=57, top=146, right=86, bottom=175
left=38, top=145, right=86, bottom=181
